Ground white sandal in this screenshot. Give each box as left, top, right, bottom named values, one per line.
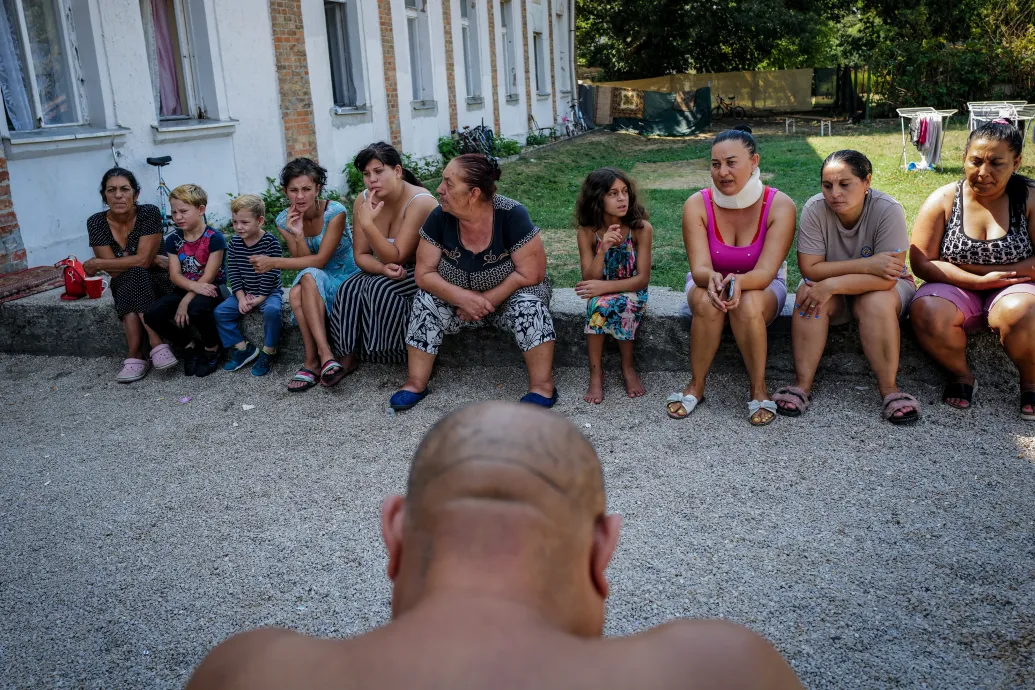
left=666, top=392, right=703, bottom=419
left=748, top=399, right=778, bottom=426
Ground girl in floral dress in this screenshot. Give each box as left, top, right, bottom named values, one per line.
left=574, top=168, right=653, bottom=404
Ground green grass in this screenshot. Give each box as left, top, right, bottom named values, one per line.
left=490, top=120, right=1035, bottom=290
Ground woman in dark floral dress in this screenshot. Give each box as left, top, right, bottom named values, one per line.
left=390, top=154, right=556, bottom=412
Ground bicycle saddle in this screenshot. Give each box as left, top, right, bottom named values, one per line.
left=146, top=156, right=172, bottom=167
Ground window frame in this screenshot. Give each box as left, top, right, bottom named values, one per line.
left=459, top=0, right=481, bottom=100
left=532, top=30, right=546, bottom=95
left=405, top=0, right=433, bottom=105
left=139, top=0, right=203, bottom=121
left=0, top=0, right=88, bottom=132
left=500, top=0, right=517, bottom=99
left=554, top=8, right=569, bottom=93
left=324, top=0, right=366, bottom=110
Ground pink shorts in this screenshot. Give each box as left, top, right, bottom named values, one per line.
left=911, top=282, right=1035, bottom=333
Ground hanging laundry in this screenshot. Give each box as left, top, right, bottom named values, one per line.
left=923, top=115, right=943, bottom=167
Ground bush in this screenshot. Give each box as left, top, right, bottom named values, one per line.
left=345, top=152, right=444, bottom=196
left=494, top=137, right=521, bottom=157
left=401, top=153, right=444, bottom=182
left=438, top=135, right=460, bottom=162
left=344, top=163, right=364, bottom=198
left=524, top=132, right=551, bottom=147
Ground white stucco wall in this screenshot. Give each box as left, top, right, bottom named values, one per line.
left=394, top=0, right=452, bottom=159
left=494, top=0, right=527, bottom=141
left=304, top=0, right=392, bottom=189
left=5, top=0, right=576, bottom=269
left=453, top=0, right=496, bottom=132
left=4, top=0, right=282, bottom=267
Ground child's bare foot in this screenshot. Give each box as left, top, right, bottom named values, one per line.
left=622, top=367, right=646, bottom=398
left=584, top=371, right=604, bottom=404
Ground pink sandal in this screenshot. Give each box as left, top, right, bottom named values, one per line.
left=116, top=358, right=151, bottom=383
left=150, top=343, right=179, bottom=370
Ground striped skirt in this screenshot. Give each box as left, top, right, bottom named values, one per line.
left=329, top=267, right=418, bottom=364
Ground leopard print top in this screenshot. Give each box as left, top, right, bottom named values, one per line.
left=940, top=181, right=1033, bottom=265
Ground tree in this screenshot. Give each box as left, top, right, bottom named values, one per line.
left=576, top=0, right=838, bottom=80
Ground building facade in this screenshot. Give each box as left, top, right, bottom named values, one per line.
left=0, top=0, right=575, bottom=271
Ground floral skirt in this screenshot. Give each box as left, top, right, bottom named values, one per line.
left=585, top=288, right=648, bottom=340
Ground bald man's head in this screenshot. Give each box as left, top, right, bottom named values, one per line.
left=406, top=402, right=604, bottom=519
left=381, top=403, right=622, bottom=635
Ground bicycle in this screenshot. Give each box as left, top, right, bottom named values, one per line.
left=562, top=100, right=588, bottom=137
left=108, top=139, right=176, bottom=234
left=452, top=122, right=496, bottom=157
left=711, top=95, right=746, bottom=120
left=145, top=154, right=176, bottom=235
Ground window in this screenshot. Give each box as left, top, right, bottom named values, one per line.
left=500, top=0, right=516, bottom=98
left=405, top=0, right=433, bottom=103
left=325, top=0, right=365, bottom=108
left=532, top=31, right=546, bottom=94
left=459, top=0, right=480, bottom=100
left=555, top=10, right=568, bottom=92
left=140, top=0, right=199, bottom=120
left=0, top=0, right=85, bottom=131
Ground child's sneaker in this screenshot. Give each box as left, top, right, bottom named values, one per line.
left=183, top=349, right=199, bottom=376
left=251, top=350, right=275, bottom=377
left=223, top=343, right=259, bottom=372
left=194, top=348, right=222, bottom=378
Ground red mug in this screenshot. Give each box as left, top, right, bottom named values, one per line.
left=85, top=276, right=108, bottom=299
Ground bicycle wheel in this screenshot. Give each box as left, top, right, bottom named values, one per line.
left=711, top=105, right=725, bottom=120
left=732, top=106, right=746, bottom=119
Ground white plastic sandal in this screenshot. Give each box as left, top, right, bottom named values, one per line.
left=666, top=392, right=702, bottom=419
left=748, top=399, right=778, bottom=426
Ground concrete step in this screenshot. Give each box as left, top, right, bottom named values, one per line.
left=0, top=286, right=1016, bottom=386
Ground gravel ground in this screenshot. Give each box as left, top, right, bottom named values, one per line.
left=1, top=354, right=1033, bottom=689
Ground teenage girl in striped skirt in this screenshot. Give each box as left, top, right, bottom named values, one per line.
left=329, top=143, right=438, bottom=375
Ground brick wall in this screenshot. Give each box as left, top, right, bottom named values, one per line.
left=0, top=152, right=26, bottom=274
left=442, top=0, right=459, bottom=132
left=270, top=0, right=318, bottom=159
left=547, top=0, right=556, bottom=124
left=377, top=0, right=403, bottom=148
left=487, top=0, right=500, bottom=134
left=520, top=0, right=531, bottom=124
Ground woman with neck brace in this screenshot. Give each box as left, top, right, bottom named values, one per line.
left=668, top=127, right=796, bottom=426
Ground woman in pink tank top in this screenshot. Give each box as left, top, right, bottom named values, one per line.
left=667, top=127, right=796, bottom=426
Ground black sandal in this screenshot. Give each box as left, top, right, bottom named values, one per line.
left=942, top=381, right=974, bottom=410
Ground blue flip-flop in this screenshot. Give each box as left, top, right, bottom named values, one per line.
left=520, top=388, right=559, bottom=408
left=390, top=388, right=430, bottom=412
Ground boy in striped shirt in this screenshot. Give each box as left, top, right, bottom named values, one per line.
left=214, top=195, right=284, bottom=376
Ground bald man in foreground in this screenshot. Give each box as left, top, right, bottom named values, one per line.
left=186, top=402, right=803, bottom=689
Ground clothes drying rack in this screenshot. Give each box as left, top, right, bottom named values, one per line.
left=967, top=101, right=1034, bottom=153
left=896, top=107, right=956, bottom=171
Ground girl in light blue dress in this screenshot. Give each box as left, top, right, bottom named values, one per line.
left=250, top=158, right=359, bottom=392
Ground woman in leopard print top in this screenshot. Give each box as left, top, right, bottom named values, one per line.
left=909, top=121, right=1035, bottom=419
left=389, top=154, right=557, bottom=412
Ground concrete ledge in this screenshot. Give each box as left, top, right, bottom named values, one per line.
left=0, top=286, right=1016, bottom=384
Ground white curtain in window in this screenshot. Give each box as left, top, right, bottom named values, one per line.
left=151, top=0, right=182, bottom=116
left=0, top=0, right=33, bottom=130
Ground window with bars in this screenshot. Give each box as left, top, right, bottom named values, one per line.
left=0, top=0, right=85, bottom=131
left=325, top=0, right=365, bottom=108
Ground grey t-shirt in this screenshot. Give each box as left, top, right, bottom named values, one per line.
left=797, top=188, right=908, bottom=262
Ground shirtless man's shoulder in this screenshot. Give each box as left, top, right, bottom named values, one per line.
left=188, top=620, right=800, bottom=690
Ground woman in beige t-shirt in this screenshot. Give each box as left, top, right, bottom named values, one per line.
left=773, top=150, right=921, bottom=424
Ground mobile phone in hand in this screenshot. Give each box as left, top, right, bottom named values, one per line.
left=726, top=276, right=735, bottom=300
